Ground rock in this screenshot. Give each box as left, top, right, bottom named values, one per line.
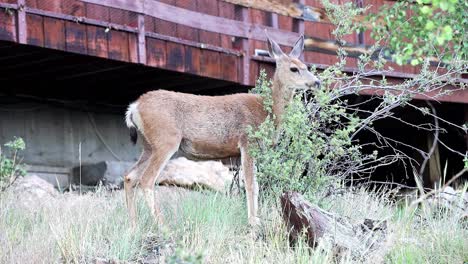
left=71, top=161, right=133, bottom=188
left=25, top=165, right=71, bottom=189
left=426, top=186, right=468, bottom=216
left=72, top=158, right=233, bottom=192
left=158, top=157, right=233, bottom=192
left=11, top=175, right=58, bottom=206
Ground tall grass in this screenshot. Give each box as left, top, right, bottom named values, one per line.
left=0, top=186, right=466, bottom=263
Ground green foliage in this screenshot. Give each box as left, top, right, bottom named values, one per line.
left=322, top=0, right=367, bottom=42
left=369, top=0, right=467, bottom=65
left=0, top=137, right=26, bottom=191
left=247, top=70, right=364, bottom=201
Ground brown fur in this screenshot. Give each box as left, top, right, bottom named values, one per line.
left=124, top=35, right=319, bottom=227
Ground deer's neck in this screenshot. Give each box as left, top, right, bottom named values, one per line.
left=271, top=75, right=294, bottom=128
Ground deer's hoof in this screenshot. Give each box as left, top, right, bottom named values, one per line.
left=248, top=216, right=261, bottom=227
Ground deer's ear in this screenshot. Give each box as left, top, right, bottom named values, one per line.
left=267, top=36, right=285, bottom=59
left=289, top=35, right=304, bottom=59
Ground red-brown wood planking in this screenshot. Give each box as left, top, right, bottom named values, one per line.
left=153, top=17, right=174, bottom=36
left=144, top=15, right=155, bottom=33
left=109, top=6, right=137, bottom=27
left=260, top=61, right=275, bottom=80
left=200, top=49, right=221, bottom=79
left=218, top=1, right=236, bottom=49
left=305, top=51, right=339, bottom=66
left=26, top=14, right=44, bottom=46
left=61, top=0, right=85, bottom=16
left=107, top=5, right=132, bottom=62
left=0, top=0, right=449, bottom=89
left=166, top=41, right=185, bottom=72
left=85, top=3, right=109, bottom=58
left=249, top=57, right=260, bottom=85
left=65, top=21, right=87, bottom=54
left=249, top=8, right=270, bottom=85
left=198, top=0, right=221, bottom=46
left=146, top=38, right=167, bottom=68
left=0, top=10, right=16, bottom=41
left=128, top=33, right=138, bottom=63
left=176, top=24, right=199, bottom=42
left=108, top=29, right=129, bottom=61
left=220, top=53, right=238, bottom=82
left=154, top=0, right=176, bottom=36
left=85, top=3, right=110, bottom=22
left=43, top=17, right=65, bottom=50
left=174, top=0, right=198, bottom=42
left=184, top=45, right=201, bottom=75
left=36, top=0, right=61, bottom=12
left=362, top=0, right=386, bottom=46
left=86, top=25, right=108, bottom=58
left=278, top=14, right=293, bottom=31
left=25, top=0, right=37, bottom=8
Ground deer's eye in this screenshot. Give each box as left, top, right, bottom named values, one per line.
left=290, top=67, right=299, bottom=73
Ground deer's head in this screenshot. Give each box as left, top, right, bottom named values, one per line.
left=267, top=35, right=321, bottom=91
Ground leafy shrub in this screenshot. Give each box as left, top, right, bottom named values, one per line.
left=247, top=70, right=366, bottom=202
left=0, top=137, right=26, bottom=191
left=246, top=0, right=466, bottom=203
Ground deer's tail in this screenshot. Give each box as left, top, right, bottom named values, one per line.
left=125, top=102, right=142, bottom=145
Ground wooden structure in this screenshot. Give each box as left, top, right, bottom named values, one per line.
left=0, top=0, right=466, bottom=188
left=0, top=0, right=466, bottom=103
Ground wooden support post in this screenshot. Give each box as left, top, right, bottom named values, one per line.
left=234, top=5, right=250, bottom=85
left=426, top=132, right=442, bottom=188
left=137, top=14, right=146, bottom=64
left=271, top=13, right=278, bottom=29
left=294, top=0, right=304, bottom=60
left=17, top=0, right=26, bottom=44
left=239, top=7, right=251, bottom=85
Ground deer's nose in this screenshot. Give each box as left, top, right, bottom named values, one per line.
left=314, top=80, right=321, bottom=88
left=307, top=80, right=321, bottom=88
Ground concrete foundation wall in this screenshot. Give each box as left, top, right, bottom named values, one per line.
left=0, top=101, right=140, bottom=168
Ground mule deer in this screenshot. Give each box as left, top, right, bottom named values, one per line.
left=124, top=35, right=320, bottom=227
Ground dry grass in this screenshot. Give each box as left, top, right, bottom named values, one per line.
left=0, top=186, right=467, bottom=263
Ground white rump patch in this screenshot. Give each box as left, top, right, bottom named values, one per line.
left=125, top=102, right=144, bottom=133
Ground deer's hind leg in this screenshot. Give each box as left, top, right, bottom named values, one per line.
left=139, top=131, right=181, bottom=224
left=240, top=141, right=260, bottom=226
left=124, top=137, right=151, bottom=228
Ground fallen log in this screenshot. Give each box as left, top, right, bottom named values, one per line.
left=280, top=191, right=388, bottom=260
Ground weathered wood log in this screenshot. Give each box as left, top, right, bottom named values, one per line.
left=280, top=191, right=388, bottom=259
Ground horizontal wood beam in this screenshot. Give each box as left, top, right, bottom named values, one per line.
left=17, top=0, right=26, bottom=44
left=252, top=55, right=467, bottom=86
left=0, top=3, right=242, bottom=57
left=145, top=32, right=242, bottom=56
left=83, top=0, right=144, bottom=13
left=82, top=0, right=302, bottom=46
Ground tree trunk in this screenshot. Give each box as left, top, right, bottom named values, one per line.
left=280, top=191, right=388, bottom=260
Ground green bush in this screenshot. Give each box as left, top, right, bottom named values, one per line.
left=247, top=0, right=467, bottom=203
left=0, top=137, right=26, bottom=191
left=247, top=70, right=367, bottom=202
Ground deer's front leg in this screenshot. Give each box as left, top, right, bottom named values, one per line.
left=240, top=145, right=259, bottom=226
